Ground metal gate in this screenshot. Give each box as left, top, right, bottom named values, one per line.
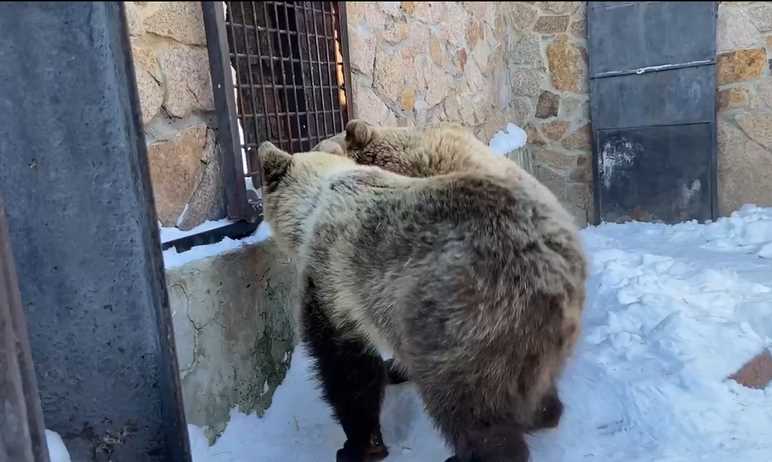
left=588, top=1, right=718, bottom=224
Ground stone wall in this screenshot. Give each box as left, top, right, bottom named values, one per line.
left=716, top=1, right=772, bottom=215
left=126, top=1, right=772, bottom=229
left=126, top=2, right=225, bottom=230
left=127, top=1, right=592, bottom=228
left=346, top=2, right=592, bottom=225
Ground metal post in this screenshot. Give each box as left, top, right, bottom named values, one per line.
left=202, top=1, right=257, bottom=219
left=0, top=3, right=191, bottom=461
left=1, top=197, right=50, bottom=462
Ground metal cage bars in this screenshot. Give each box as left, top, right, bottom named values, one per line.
left=203, top=1, right=353, bottom=222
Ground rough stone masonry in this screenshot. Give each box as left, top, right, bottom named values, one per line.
left=128, top=1, right=772, bottom=231
left=347, top=1, right=593, bottom=225
left=126, top=2, right=224, bottom=230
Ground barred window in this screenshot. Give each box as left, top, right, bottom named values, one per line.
left=202, top=1, right=353, bottom=222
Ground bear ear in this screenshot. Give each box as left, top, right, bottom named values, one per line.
left=345, top=119, right=376, bottom=148
left=258, top=141, right=292, bottom=193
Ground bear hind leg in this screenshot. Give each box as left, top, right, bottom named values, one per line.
left=301, top=277, right=388, bottom=462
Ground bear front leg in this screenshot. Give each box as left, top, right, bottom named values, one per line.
left=301, top=277, right=388, bottom=462
left=527, top=386, right=563, bottom=432
left=443, top=426, right=529, bottom=462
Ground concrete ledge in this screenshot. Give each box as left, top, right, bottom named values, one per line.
left=166, top=240, right=298, bottom=440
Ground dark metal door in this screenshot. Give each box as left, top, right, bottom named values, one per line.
left=0, top=3, right=191, bottom=461
left=1, top=197, right=50, bottom=462
left=588, top=1, right=718, bottom=224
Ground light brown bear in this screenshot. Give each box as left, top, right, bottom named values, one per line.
left=259, top=121, right=586, bottom=462
left=314, top=120, right=582, bottom=387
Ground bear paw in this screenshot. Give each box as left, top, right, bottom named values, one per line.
left=335, top=437, right=388, bottom=462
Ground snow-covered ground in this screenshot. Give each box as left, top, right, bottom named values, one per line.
left=189, top=205, right=772, bottom=462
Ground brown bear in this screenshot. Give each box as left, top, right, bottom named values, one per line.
left=259, top=126, right=586, bottom=462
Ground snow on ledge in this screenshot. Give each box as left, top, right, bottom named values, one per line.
left=489, top=122, right=527, bottom=156
left=159, top=218, right=237, bottom=244
left=163, top=221, right=273, bottom=270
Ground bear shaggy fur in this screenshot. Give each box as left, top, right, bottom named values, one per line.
left=259, top=123, right=586, bottom=462
left=315, top=119, right=587, bottom=381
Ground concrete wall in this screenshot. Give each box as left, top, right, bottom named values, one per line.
left=166, top=241, right=298, bottom=439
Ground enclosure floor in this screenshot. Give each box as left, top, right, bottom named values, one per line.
left=188, top=206, right=772, bottom=462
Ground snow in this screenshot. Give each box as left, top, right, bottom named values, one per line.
left=45, top=429, right=71, bottom=462
left=163, top=220, right=273, bottom=269
left=254, top=220, right=273, bottom=242
left=760, top=243, right=772, bottom=259
left=489, top=122, right=527, bottom=156
left=159, top=219, right=236, bottom=244
left=190, top=205, right=772, bottom=462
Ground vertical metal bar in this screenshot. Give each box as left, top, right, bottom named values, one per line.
left=202, top=1, right=256, bottom=215
left=587, top=3, right=605, bottom=225
left=224, top=3, right=252, bottom=158
left=236, top=2, right=261, bottom=153
left=310, top=2, right=330, bottom=138
left=270, top=2, right=295, bottom=151
left=335, top=2, right=354, bottom=123
left=320, top=3, right=339, bottom=133
left=330, top=3, right=345, bottom=130
left=0, top=3, right=192, bottom=460
left=708, top=0, right=719, bottom=221
left=299, top=2, right=323, bottom=146
left=322, top=2, right=343, bottom=133
left=249, top=1, right=273, bottom=145
left=282, top=2, right=306, bottom=151
left=261, top=2, right=288, bottom=150
left=223, top=2, right=249, bottom=152
left=1, top=196, right=50, bottom=462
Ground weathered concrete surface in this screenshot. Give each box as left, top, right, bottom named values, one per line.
left=166, top=240, right=298, bottom=440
